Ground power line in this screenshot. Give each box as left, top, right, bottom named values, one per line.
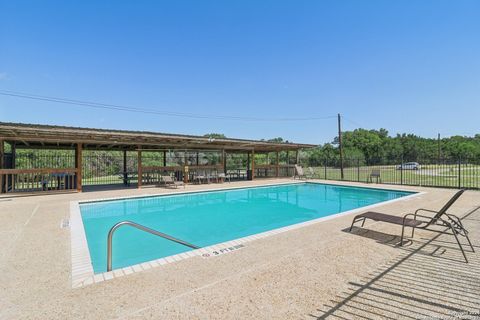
left=342, top=115, right=365, bottom=129
left=0, top=90, right=338, bottom=122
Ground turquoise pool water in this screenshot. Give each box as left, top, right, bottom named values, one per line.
left=80, top=183, right=414, bottom=273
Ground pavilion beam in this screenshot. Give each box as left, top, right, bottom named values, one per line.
left=10, top=130, right=30, bottom=147
left=137, top=148, right=142, bottom=188
left=75, top=143, right=83, bottom=192
left=8, top=130, right=29, bottom=146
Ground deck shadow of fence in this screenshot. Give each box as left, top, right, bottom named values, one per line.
left=309, top=207, right=480, bottom=319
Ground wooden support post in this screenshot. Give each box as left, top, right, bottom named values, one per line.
left=0, top=140, right=4, bottom=193
left=184, top=150, right=188, bottom=183
left=222, top=150, right=226, bottom=174
left=196, top=152, right=199, bottom=166
left=11, top=143, right=16, bottom=169
left=123, top=150, right=127, bottom=172
left=276, top=151, right=279, bottom=177
left=163, top=150, right=167, bottom=167
left=137, top=149, right=142, bottom=188
left=251, top=149, right=255, bottom=180
left=296, top=150, right=299, bottom=164
left=75, top=143, right=82, bottom=192
left=286, top=151, right=290, bottom=176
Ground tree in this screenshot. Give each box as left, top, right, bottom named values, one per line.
left=267, top=137, right=285, bottom=143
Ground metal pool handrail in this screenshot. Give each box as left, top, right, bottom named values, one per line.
left=107, top=220, right=200, bottom=272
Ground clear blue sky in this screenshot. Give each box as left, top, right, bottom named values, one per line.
left=1, top=0, right=479, bottom=144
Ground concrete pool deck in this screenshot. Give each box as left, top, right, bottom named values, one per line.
left=1, top=179, right=479, bottom=319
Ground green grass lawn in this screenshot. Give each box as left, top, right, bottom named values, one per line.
left=83, top=175, right=127, bottom=185
left=83, top=164, right=480, bottom=188
left=309, top=164, right=480, bottom=189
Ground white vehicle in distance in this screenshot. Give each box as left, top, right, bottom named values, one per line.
left=396, top=162, right=421, bottom=170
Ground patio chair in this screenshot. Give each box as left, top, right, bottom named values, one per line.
left=307, top=167, right=316, bottom=179
left=205, top=169, right=214, bottom=184
left=349, top=189, right=474, bottom=262
left=216, top=168, right=229, bottom=183
left=294, top=165, right=306, bottom=180
left=193, top=170, right=206, bottom=184
left=368, top=169, right=381, bottom=183
left=160, top=174, right=184, bottom=189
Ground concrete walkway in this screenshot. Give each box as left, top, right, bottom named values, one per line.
left=0, top=179, right=478, bottom=319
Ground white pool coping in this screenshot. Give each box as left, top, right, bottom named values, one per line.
left=70, top=181, right=424, bottom=288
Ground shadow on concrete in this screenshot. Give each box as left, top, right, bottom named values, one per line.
left=310, top=207, right=480, bottom=319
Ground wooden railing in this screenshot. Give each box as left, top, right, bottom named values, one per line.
left=141, top=166, right=183, bottom=172
left=139, top=166, right=183, bottom=185
left=0, top=168, right=78, bottom=193
left=141, top=165, right=224, bottom=184
left=254, top=164, right=294, bottom=178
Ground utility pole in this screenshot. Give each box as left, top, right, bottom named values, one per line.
left=437, top=133, right=441, bottom=161
left=338, top=113, right=344, bottom=179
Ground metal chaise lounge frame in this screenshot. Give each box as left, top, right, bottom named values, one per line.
left=160, top=174, right=184, bottom=189
left=349, top=189, right=475, bottom=262
left=294, top=164, right=306, bottom=180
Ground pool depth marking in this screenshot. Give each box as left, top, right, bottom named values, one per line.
left=201, top=244, right=246, bottom=258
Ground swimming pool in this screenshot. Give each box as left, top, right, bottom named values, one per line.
left=78, top=182, right=415, bottom=273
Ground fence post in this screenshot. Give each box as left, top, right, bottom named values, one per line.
left=75, top=143, right=82, bottom=192
left=357, top=159, right=360, bottom=182
left=458, top=159, right=461, bottom=189
left=324, top=158, right=327, bottom=180
left=137, top=149, right=142, bottom=188
left=400, top=157, right=403, bottom=185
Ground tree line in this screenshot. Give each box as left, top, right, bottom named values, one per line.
left=301, top=129, right=480, bottom=166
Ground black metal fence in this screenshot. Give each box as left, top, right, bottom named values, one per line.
left=9, top=150, right=477, bottom=190
left=1, top=151, right=78, bottom=193
left=12, top=150, right=75, bottom=169
left=299, top=157, right=480, bottom=190
left=82, top=151, right=138, bottom=186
